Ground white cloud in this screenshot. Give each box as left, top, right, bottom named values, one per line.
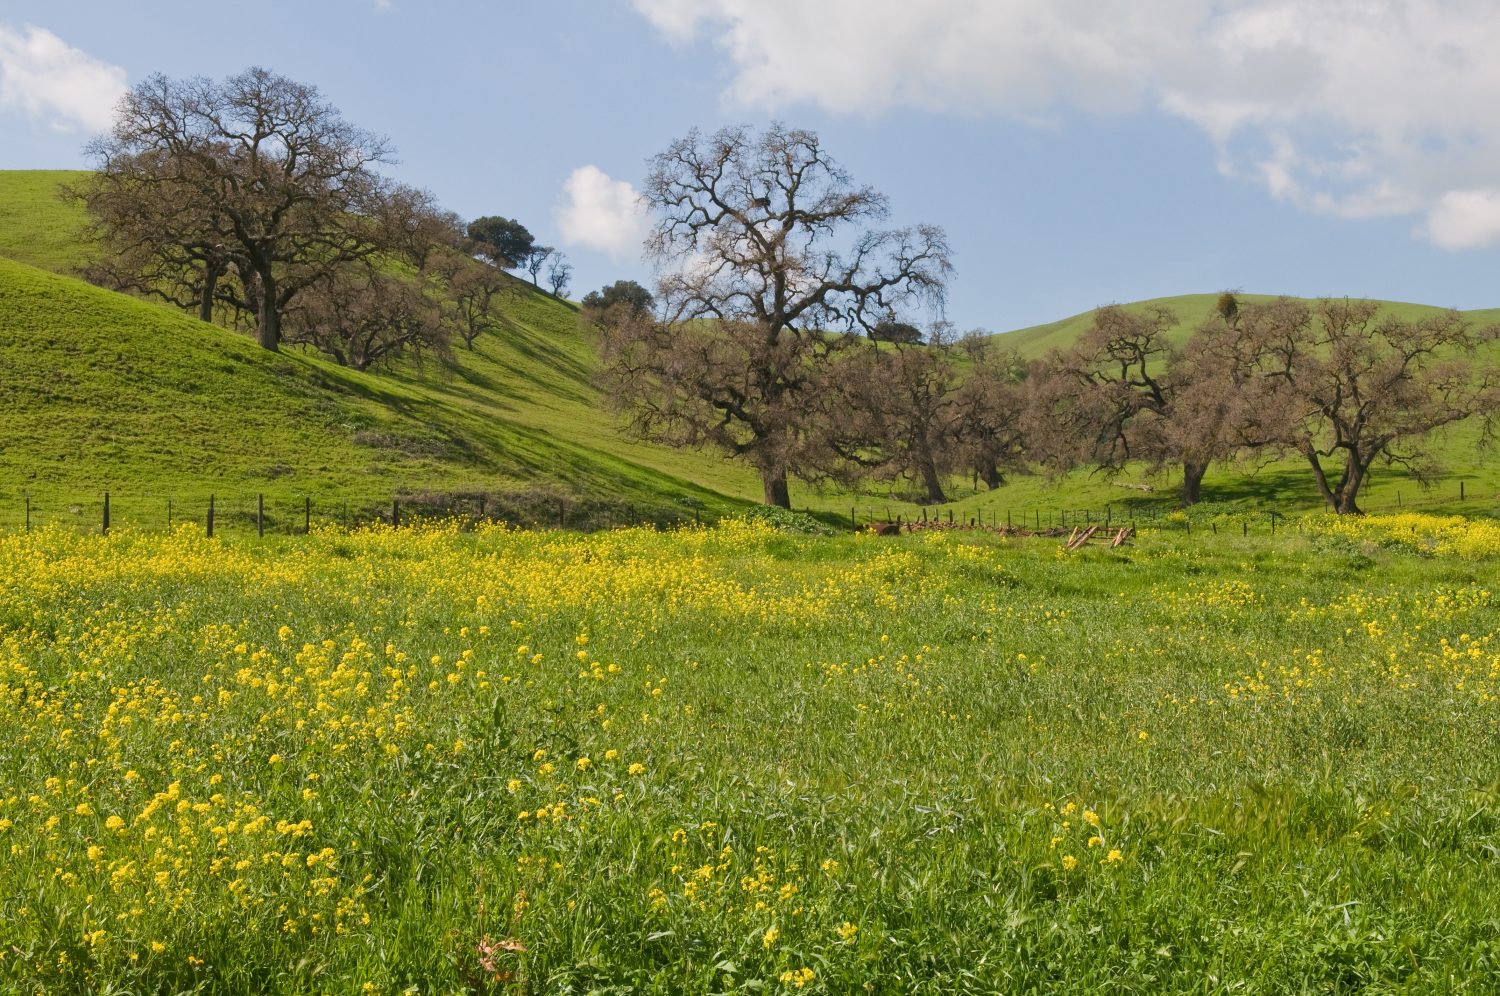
left=0, top=23, right=126, bottom=134
left=556, top=165, right=649, bottom=259
left=632, top=0, right=1500, bottom=250
left=1422, top=190, right=1500, bottom=250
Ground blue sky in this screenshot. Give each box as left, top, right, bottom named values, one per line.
left=3, top=0, right=1500, bottom=333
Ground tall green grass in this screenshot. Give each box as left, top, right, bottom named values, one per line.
left=2, top=518, right=1499, bottom=991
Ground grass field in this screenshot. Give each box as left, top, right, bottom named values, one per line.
left=3, top=516, right=1500, bottom=992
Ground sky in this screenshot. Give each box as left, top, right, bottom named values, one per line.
left=3, top=0, right=1500, bottom=333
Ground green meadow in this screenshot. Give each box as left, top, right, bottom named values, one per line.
left=2, top=517, right=1500, bottom=992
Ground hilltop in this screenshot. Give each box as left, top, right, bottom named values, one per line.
left=993, top=292, right=1500, bottom=359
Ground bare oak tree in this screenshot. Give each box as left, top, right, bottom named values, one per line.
left=439, top=257, right=512, bottom=350
left=285, top=269, right=449, bottom=371
left=1234, top=298, right=1496, bottom=513
left=525, top=247, right=554, bottom=287
left=83, top=67, right=393, bottom=352
left=951, top=335, right=1029, bottom=491
left=1028, top=303, right=1276, bottom=506
left=607, top=123, right=951, bottom=507
left=842, top=334, right=962, bottom=503
left=546, top=254, right=572, bottom=298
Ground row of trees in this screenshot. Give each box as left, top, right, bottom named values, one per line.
left=76, top=67, right=569, bottom=370
left=594, top=126, right=1497, bottom=515
left=75, top=76, right=1493, bottom=516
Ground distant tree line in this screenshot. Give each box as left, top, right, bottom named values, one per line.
left=592, top=124, right=1500, bottom=515
left=74, top=67, right=571, bottom=371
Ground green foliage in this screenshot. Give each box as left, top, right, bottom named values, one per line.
left=870, top=319, right=923, bottom=343
left=581, top=279, right=655, bottom=315
left=466, top=215, right=536, bottom=268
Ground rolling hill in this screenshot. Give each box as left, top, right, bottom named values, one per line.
left=1, top=168, right=1497, bottom=529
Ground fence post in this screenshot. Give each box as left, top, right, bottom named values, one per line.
left=948, top=509, right=954, bottom=525
left=851, top=506, right=857, bottom=530
left=103, top=492, right=110, bottom=536
left=1242, top=520, right=1247, bottom=538
left=479, top=496, right=486, bottom=521
left=392, top=498, right=401, bottom=528
left=207, top=495, right=215, bottom=538
left=557, top=500, right=565, bottom=530
left=305, top=496, right=311, bottom=535
left=257, top=494, right=265, bottom=537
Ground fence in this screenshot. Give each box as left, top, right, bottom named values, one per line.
left=1, top=490, right=715, bottom=537
left=3, top=481, right=1493, bottom=540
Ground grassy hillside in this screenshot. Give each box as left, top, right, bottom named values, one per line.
left=0, top=254, right=760, bottom=529
left=1, top=168, right=1497, bottom=528
left=992, top=291, right=1500, bottom=360
left=0, top=170, right=90, bottom=273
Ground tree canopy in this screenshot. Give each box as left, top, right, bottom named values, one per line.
left=466, top=216, right=537, bottom=269
left=603, top=123, right=952, bottom=508
left=82, top=67, right=401, bottom=352
left=582, top=280, right=655, bottom=316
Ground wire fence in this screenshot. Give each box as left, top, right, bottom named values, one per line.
left=0, top=480, right=1493, bottom=541
left=0, top=490, right=717, bottom=537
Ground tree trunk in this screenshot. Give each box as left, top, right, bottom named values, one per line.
left=918, top=453, right=947, bottom=504
left=1301, top=441, right=1339, bottom=512
left=1181, top=461, right=1208, bottom=507
left=1334, top=456, right=1366, bottom=515
left=981, top=464, right=1004, bottom=490
left=199, top=262, right=221, bottom=323
left=256, top=272, right=281, bottom=352
left=762, top=469, right=791, bottom=509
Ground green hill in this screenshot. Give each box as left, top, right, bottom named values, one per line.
left=0, top=253, right=759, bottom=530
left=1, top=168, right=1496, bottom=529
left=993, top=292, right=1500, bottom=359
left=0, top=170, right=91, bottom=274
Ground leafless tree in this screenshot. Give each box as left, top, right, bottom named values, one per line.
left=547, top=254, right=572, bottom=298
left=439, top=257, right=512, bottom=350
left=371, top=184, right=464, bottom=274
left=951, top=335, right=1029, bottom=491
left=82, top=67, right=393, bottom=352
left=73, top=153, right=237, bottom=323
left=840, top=333, right=963, bottom=503
left=1028, top=305, right=1212, bottom=502
left=285, top=268, right=449, bottom=371
left=599, top=311, right=865, bottom=498
left=1232, top=298, right=1497, bottom=513
left=525, top=247, right=553, bottom=287
left=1027, top=302, right=1280, bottom=506
left=608, top=123, right=951, bottom=507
